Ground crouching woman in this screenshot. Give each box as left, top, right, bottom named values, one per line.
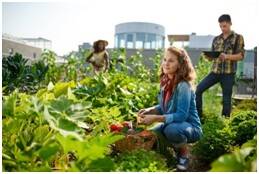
left=138, top=47, right=202, bottom=171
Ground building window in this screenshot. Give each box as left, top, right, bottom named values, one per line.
left=126, top=34, right=133, bottom=49
left=145, top=34, right=156, bottom=49
left=118, top=34, right=125, bottom=48
left=136, top=33, right=145, bottom=49
left=157, top=35, right=163, bottom=49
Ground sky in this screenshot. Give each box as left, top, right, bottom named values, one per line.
left=2, top=0, right=259, bottom=56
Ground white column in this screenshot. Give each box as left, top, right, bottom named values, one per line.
left=133, top=33, right=136, bottom=49
left=144, top=33, right=148, bottom=49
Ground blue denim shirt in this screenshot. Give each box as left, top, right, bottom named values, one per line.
left=155, top=81, right=202, bottom=130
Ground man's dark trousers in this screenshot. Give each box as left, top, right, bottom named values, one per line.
left=195, top=72, right=235, bottom=117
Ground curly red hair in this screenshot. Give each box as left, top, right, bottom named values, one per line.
left=160, top=47, right=196, bottom=89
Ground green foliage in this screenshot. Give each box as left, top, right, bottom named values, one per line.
left=195, top=55, right=212, bottom=84
left=2, top=65, right=160, bottom=171
left=2, top=53, right=48, bottom=94
left=232, top=99, right=257, bottom=113
left=42, top=49, right=59, bottom=83
left=127, top=51, right=151, bottom=80
left=3, top=48, right=256, bottom=172
left=2, top=116, right=58, bottom=171
left=193, top=109, right=257, bottom=169
left=114, top=149, right=168, bottom=172
left=74, top=72, right=159, bottom=121
left=56, top=133, right=124, bottom=171
left=192, top=115, right=234, bottom=164
left=109, top=48, right=127, bottom=72
left=210, top=136, right=257, bottom=172
left=229, top=111, right=257, bottom=145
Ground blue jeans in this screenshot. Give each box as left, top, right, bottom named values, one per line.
left=195, top=72, right=235, bottom=117
left=151, top=122, right=202, bottom=145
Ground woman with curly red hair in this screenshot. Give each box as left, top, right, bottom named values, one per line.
left=138, top=47, right=202, bottom=171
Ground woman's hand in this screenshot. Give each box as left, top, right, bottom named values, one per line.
left=138, top=108, right=151, bottom=116
left=138, top=115, right=158, bottom=125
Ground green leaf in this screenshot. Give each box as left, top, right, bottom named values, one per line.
left=57, top=133, right=124, bottom=162
left=70, top=101, right=92, bottom=111
left=67, top=87, right=77, bottom=101
left=58, top=118, right=78, bottom=131
left=44, top=106, right=83, bottom=140
left=210, top=153, right=245, bottom=172
left=38, top=143, right=60, bottom=160
left=119, top=87, right=132, bottom=96
left=3, top=91, right=17, bottom=117
left=50, top=97, right=73, bottom=112
left=33, top=125, right=51, bottom=143
left=56, top=134, right=84, bottom=154
left=108, top=106, right=121, bottom=117
left=87, top=157, right=115, bottom=171
left=53, top=81, right=76, bottom=98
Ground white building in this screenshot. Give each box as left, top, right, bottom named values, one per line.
left=168, top=33, right=214, bottom=49
left=2, top=33, right=42, bottom=61
left=115, top=22, right=165, bottom=50
left=22, top=37, right=52, bottom=50
left=188, top=34, right=214, bottom=49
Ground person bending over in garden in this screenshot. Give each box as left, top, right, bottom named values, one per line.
left=86, top=39, right=110, bottom=74
left=137, top=47, right=202, bottom=171
left=195, top=14, right=245, bottom=117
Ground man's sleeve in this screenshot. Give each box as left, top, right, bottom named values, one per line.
left=235, top=35, right=245, bottom=58
left=211, top=37, right=217, bottom=51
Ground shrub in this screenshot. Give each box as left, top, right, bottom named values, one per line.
left=229, top=111, right=257, bottom=145
left=2, top=53, right=48, bottom=94
left=192, top=115, right=234, bottom=164
left=113, top=149, right=168, bottom=172
left=210, top=135, right=257, bottom=172
left=232, top=99, right=257, bottom=113
left=193, top=110, right=257, bottom=167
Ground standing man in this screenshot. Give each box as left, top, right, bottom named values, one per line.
left=196, top=14, right=245, bottom=117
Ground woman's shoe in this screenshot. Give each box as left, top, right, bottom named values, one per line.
left=176, top=156, right=189, bottom=171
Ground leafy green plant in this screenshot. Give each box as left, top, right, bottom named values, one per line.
left=192, top=109, right=257, bottom=169
left=113, top=149, right=168, bottom=172
left=64, top=55, right=79, bottom=82
left=229, top=110, right=257, bottom=145
left=56, top=133, right=124, bottom=172
left=2, top=91, right=59, bottom=171
left=127, top=51, right=151, bottom=81
left=192, top=115, right=234, bottom=164
left=31, top=60, right=49, bottom=84
left=2, top=81, right=126, bottom=172
left=42, top=49, right=59, bottom=83
left=210, top=136, right=256, bottom=172
left=3, top=48, right=256, bottom=172
left=2, top=53, right=49, bottom=94
left=232, top=99, right=257, bottom=113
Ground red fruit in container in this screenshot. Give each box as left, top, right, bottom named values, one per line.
left=116, top=125, right=123, bottom=131
left=110, top=124, right=123, bottom=132
left=110, top=124, right=118, bottom=132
